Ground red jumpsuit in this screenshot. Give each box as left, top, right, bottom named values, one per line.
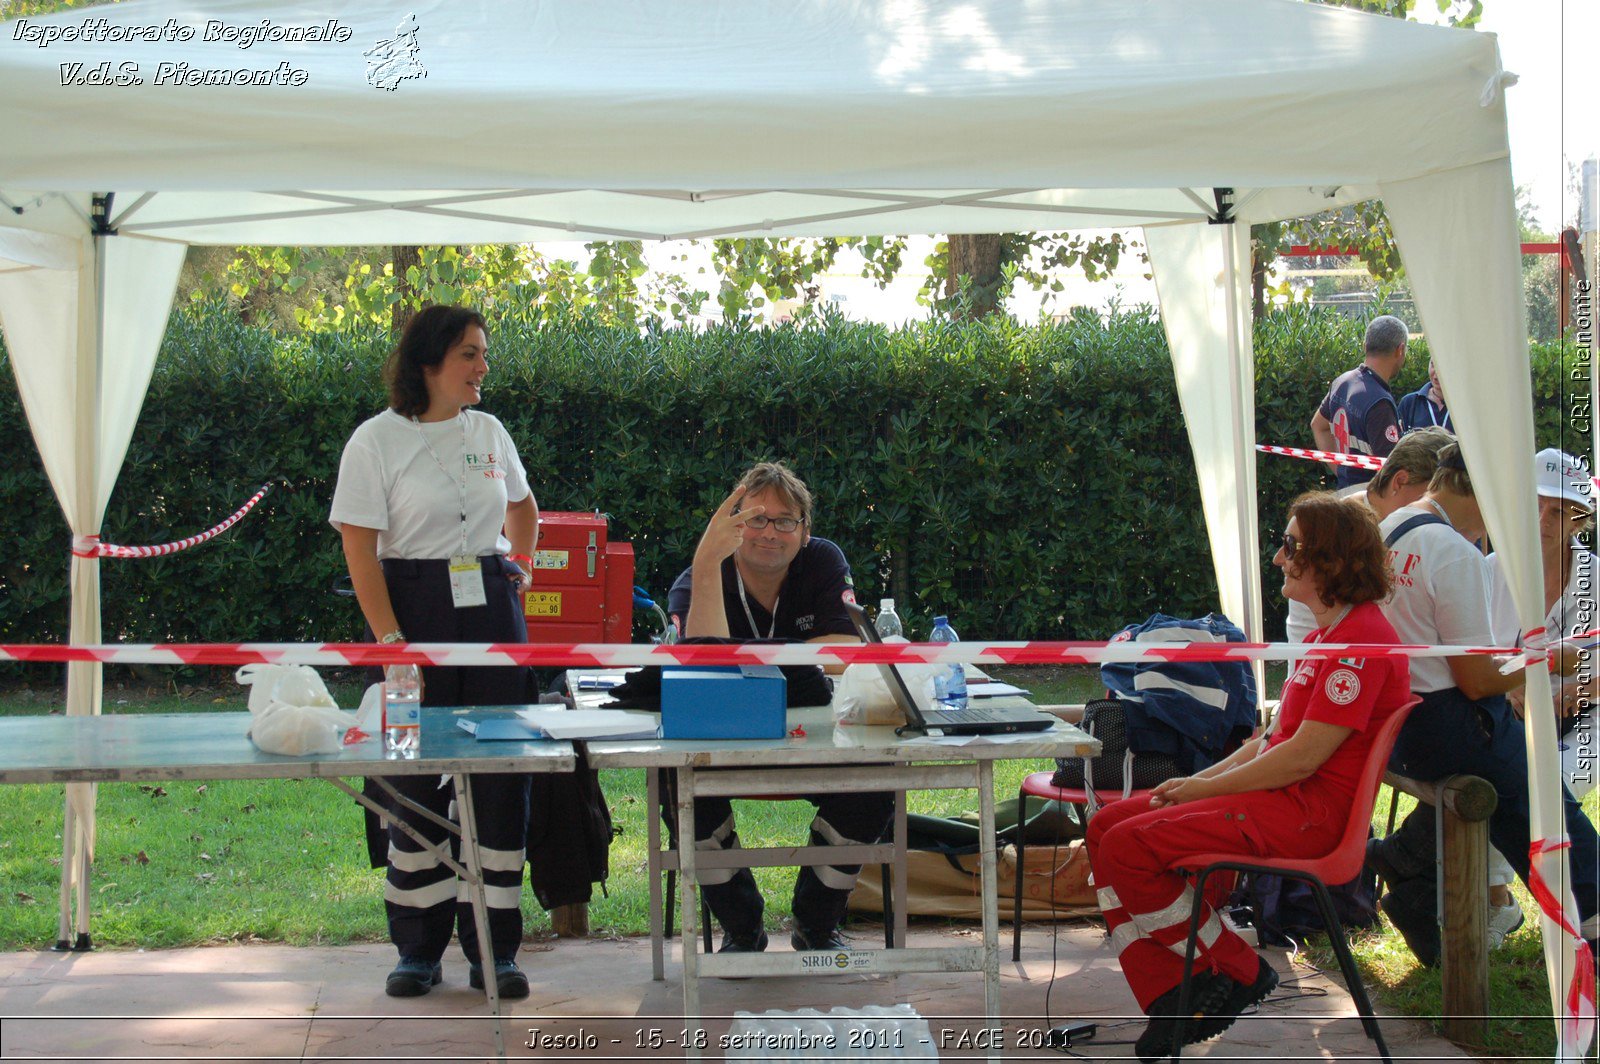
left=1084, top=602, right=1410, bottom=1009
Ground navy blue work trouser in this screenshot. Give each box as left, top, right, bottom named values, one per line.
left=371, top=556, right=534, bottom=964
left=1389, top=686, right=1599, bottom=923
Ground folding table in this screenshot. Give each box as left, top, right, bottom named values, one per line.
left=575, top=680, right=1097, bottom=1059
left=0, top=706, right=574, bottom=1060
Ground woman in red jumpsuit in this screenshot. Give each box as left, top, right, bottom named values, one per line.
left=1086, top=491, right=1411, bottom=1061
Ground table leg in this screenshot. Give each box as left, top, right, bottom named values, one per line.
left=648, top=768, right=665, bottom=981
left=452, top=773, right=506, bottom=1062
left=54, top=795, right=76, bottom=949
left=893, top=789, right=908, bottom=949
left=675, top=767, right=702, bottom=1059
left=978, top=760, right=1000, bottom=1063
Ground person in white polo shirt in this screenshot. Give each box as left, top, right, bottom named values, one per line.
left=1369, top=442, right=1600, bottom=966
left=1488, top=449, right=1599, bottom=796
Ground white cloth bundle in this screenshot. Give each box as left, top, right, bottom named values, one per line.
left=236, top=663, right=357, bottom=756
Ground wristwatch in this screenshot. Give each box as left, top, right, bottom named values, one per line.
left=379, top=630, right=406, bottom=644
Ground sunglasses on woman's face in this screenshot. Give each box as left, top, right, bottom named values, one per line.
left=1280, top=533, right=1301, bottom=557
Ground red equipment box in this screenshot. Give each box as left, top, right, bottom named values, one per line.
left=521, top=511, right=634, bottom=643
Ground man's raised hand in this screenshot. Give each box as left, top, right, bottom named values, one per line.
left=693, top=487, right=764, bottom=567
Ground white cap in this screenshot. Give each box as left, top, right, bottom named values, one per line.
left=880, top=598, right=895, bottom=611
left=1535, top=448, right=1594, bottom=512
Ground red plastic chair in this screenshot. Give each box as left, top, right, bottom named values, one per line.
left=1164, top=697, right=1419, bottom=1063
left=1010, top=771, right=1153, bottom=961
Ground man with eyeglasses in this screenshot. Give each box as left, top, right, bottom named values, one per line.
left=666, top=461, right=890, bottom=955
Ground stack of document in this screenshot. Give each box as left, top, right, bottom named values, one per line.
left=517, top=707, right=660, bottom=741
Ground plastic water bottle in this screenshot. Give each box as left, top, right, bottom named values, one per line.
left=384, top=663, right=421, bottom=759
left=929, top=615, right=967, bottom=706
left=874, top=598, right=904, bottom=639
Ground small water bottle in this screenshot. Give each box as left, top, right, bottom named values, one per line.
left=874, top=598, right=904, bottom=639
left=929, top=615, right=967, bottom=706
left=384, top=663, right=421, bottom=759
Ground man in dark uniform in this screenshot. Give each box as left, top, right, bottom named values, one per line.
left=1397, top=357, right=1453, bottom=434
left=1310, top=314, right=1408, bottom=489
left=667, top=461, right=890, bottom=954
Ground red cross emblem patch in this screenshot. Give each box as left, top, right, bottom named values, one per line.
left=1325, top=668, right=1361, bottom=706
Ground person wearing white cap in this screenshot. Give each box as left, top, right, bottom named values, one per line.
left=1488, top=448, right=1599, bottom=797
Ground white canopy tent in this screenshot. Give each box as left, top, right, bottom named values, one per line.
left=0, top=0, right=1582, bottom=1050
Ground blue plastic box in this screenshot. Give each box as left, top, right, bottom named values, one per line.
left=660, top=666, right=787, bottom=740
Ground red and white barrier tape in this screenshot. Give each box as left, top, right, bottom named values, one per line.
left=1255, top=444, right=1385, bottom=471
left=1527, top=837, right=1598, bottom=1054
left=0, top=638, right=1524, bottom=669
left=71, top=484, right=272, bottom=560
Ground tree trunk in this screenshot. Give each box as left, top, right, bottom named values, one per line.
left=391, top=245, right=422, bottom=336
left=944, top=234, right=1005, bottom=319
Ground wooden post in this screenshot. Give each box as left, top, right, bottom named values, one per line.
left=551, top=902, right=589, bottom=937
left=1435, top=775, right=1497, bottom=1046
left=1383, top=772, right=1497, bottom=1048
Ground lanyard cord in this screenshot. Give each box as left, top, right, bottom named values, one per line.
left=411, top=411, right=470, bottom=556
left=735, top=568, right=778, bottom=640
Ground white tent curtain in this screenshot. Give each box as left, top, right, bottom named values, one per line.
left=1145, top=221, right=1264, bottom=646
left=1383, top=158, right=1592, bottom=1058
left=0, top=232, right=186, bottom=941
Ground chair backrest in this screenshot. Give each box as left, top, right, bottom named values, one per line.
left=1319, top=696, right=1420, bottom=884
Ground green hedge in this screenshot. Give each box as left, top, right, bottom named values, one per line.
left=0, top=305, right=1579, bottom=675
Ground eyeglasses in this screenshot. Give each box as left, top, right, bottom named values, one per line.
left=1280, top=532, right=1301, bottom=557
left=742, top=514, right=804, bottom=533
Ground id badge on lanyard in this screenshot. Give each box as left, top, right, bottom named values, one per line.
left=413, top=414, right=489, bottom=610
left=449, top=554, right=487, bottom=608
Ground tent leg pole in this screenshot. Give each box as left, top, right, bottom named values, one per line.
left=73, top=812, right=93, bottom=950
left=1218, top=218, right=1265, bottom=722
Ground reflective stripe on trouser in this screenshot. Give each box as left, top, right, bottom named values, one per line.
left=385, top=771, right=531, bottom=964
left=792, top=793, right=895, bottom=937
left=1084, top=793, right=1328, bottom=1011
left=688, top=789, right=896, bottom=940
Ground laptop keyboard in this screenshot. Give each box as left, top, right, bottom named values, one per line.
left=924, top=703, right=1016, bottom=725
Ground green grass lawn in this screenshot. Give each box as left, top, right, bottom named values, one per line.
left=0, top=666, right=1581, bottom=1059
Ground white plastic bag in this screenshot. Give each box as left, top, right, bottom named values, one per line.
left=833, top=638, right=943, bottom=726
left=355, top=681, right=386, bottom=734
left=834, top=664, right=905, bottom=726
left=235, top=664, right=338, bottom=713
left=236, top=664, right=357, bottom=756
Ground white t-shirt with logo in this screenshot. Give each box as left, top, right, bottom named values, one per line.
left=1486, top=547, right=1599, bottom=650
left=329, top=409, right=530, bottom=560
left=1378, top=504, right=1494, bottom=694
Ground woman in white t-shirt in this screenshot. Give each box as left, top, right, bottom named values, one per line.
left=1488, top=448, right=1599, bottom=797
left=330, top=305, right=538, bottom=1001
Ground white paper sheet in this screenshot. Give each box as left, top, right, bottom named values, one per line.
left=516, top=707, right=660, bottom=741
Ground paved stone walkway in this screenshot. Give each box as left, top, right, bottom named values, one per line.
left=0, top=923, right=1469, bottom=1062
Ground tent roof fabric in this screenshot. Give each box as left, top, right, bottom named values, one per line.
left=2, top=0, right=1510, bottom=243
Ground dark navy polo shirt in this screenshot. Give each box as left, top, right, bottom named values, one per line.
left=1318, top=365, right=1400, bottom=488
left=667, top=536, right=857, bottom=640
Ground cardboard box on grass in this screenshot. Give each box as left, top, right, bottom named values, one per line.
left=660, top=665, right=787, bottom=739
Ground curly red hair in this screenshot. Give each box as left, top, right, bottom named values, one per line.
left=1284, top=491, right=1393, bottom=606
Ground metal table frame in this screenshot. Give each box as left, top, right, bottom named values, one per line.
left=0, top=707, right=575, bottom=1060
left=579, top=695, right=1096, bottom=1058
